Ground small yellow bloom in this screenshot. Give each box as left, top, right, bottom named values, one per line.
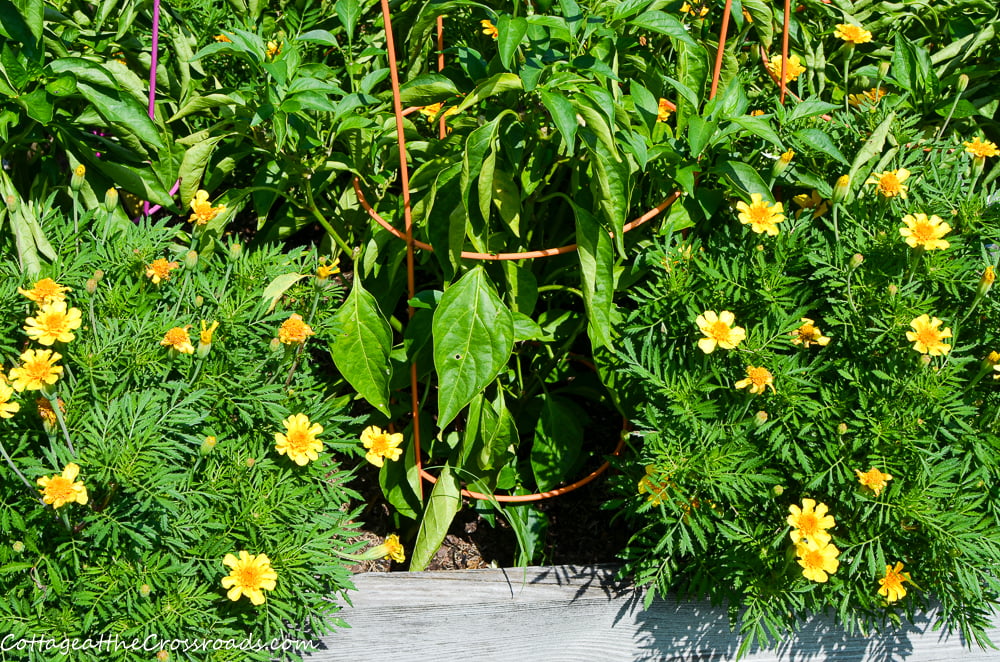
left=188, top=190, right=226, bottom=226
left=696, top=310, right=746, bottom=354
left=146, top=258, right=179, bottom=284
left=834, top=23, right=873, bottom=45
left=866, top=169, right=910, bottom=199
left=848, top=87, right=887, bottom=107
left=383, top=534, right=406, bottom=563
left=796, top=539, right=840, bottom=583
left=787, top=498, right=835, bottom=546
left=657, top=98, right=672, bottom=123
left=37, top=463, right=88, bottom=509
left=736, top=193, right=785, bottom=236
left=274, top=413, right=324, bottom=466
left=680, top=2, right=709, bottom=17
left=792, top=191, right=830, bottom=220
left=161, top=326, right=195, bottom=354
left=277, top=313, right=314, bottom=344
left=963, top=137, right=999, bottom=159
left=265, top=40, right=281, bottom=59
left=199, top=320, right=220, bottom=346
left=0, top=382, right=20, bottom=419
left=637, top=465, right=671, bottom=506
left=734, top=366, right=775, bottom=395
left=18, top=278, right=71, bottom=306
left=878, top=562, right=912, bottom=603
left=73, top=164, right=86, bottom=178
left=766, top=54, right=806, bottom=83
left=24, top=301, right=83, bottom=346
left=481, top=19, right=499, bottom=39
left=749, top=110, right=765, bottom=117
left=221, top=551, right=278, bottom=605
left=790, top=318, right=831, bottom=348
left=419, top=102, right=460, bottom=121
left=9, top=349, right=63, bottom=392
left=214, top=34, right=232, bottom=43
left=317, top=257, right=341, bottom=280
left=856, top=467, right=893, bottom=496
left=779, top=150, right=795, bottom=164
left=899, top=213, right=951, bottom=251
left=906, top=314, right=952, bottom=356
left=361, top=425, right=404, bottom=468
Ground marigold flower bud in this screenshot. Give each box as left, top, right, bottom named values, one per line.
left=269, top=337, right=282, bottom=353
left=4, top=194, right=16, bottom=213
left=93, top=269, right=105, bottom=282
left=754, top=410, right=769, bottom=426
left=156, top=651, right=170, bottom=662
left=184, top=250, right=199, bottom=270
left=772, top=485, right=784, bottom=497
left=194, top=295, right=204, bottom=308
left=139, top=583, right=151, bottom=597
left=957, top=74, right=969, bottom=93
left=12, top=541, right=24, bottom=553
left=71, top=164, right=86, bottom=191
left=920, top=355, right=932, bottom=367
left=103, top=188, right=119, bottom=212
left=978, top=265, right=995, bottom=298
left=878, top=61, right=891, bottom=79
left=229, top=243, right=242, bottom=260
left=887, top=284, right=898, bottom=297
left=772, top=150, right=794, bottom=178
left=837, top=422, right=848, bottom=435
left=200, top=435, right=217, bottom=455
left=245, top=457, right=256, bottom=468
left=832, top=175, right=850, bottom=204
left=85, top=278, right=98, bottom=295
left=849, top=253, right=864, bottom=269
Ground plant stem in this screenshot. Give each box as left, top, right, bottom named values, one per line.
left=303, top=179, right=353, bottom=256
left=843, top=47, right=853, bottom=116
left=49, top=392, right=77, bottom=456
left=0, top=439, right=42, bottom=498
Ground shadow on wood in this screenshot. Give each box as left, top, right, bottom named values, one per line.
left=307, top=565, right=1000, bottom=661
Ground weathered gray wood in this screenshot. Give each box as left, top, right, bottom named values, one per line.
left=310, top=565, right=1000, bottom=661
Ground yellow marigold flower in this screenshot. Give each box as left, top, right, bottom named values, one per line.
left=383, top=534, right=406, bottom=563
left=9, top=349, right=63, bottom=392
left=834, top=23, right=873, bottom=45
left=791, top=318, right=831, bottom=348
left=796, top=539, right=840, bottom=583
left=277, top=313, right=314, bottom=344
left=317, top=256, right=341, bottom=279
left=787, top=498, right=835, bottom=545
left=221, top=551, right=278, bottom=605
left=657, top=98, right=672, bottom=123
left=24, top=301, right=83, bottom=346
left=856, top=467, right=893, bottom=496
left=73, top=164, right=86, bottom=178
left=734, top=366, right=775, bottom=395
left=963, top=137, right=999, bottom=159
left=199, top=320, right=220, bottom=346
left=637, top=465, right=671, bottom=506
left=361, top=425, right=404, bottom=468
left=481, top=19, right=499, bottom=39
left=274, top=413, right=324, bottom=466
left=37, top=463, right=88, bottom=509
left=680, top=1, right=709, bottom=17
left=214, top=34, right=232, bottom=43
left=265, top=40, right=281, bottom=58
left=188, top=190, right=226, bottom=225
left=0, top=382, right=20, bottom=419
left=749, top=109, right=765, bottom=117
left=419, top=102, right=460, bottom=121
left=736, top=193, right=785, bottom=236
left=18, top=278, right=71, bottom=306
left=766, top=54, right=806, bottom=83
left=899, top=213, right=951, bottom=251
left=779, top=150, right=795, bottom=164
left=848, top=87, right=887, bottom=107
left=865, top=169, right=910, bottom=199
left=878, top=562, right=912, bottom=603
left=696, top=310, right=746, bottom=354
left=146, top=258, right=179, bottom=284
left=906, top=314, right=952, bottom=356
left=161, top=326, right=195, bottom=354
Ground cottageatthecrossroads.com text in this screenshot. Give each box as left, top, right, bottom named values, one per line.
left=1, top=634, right=314, bottom=656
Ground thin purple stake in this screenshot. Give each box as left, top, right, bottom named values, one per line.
left=143, top=0, right=161, bottom=217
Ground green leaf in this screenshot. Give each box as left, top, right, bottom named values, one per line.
left=572, top=202, right=615, bottom=349
left=538, top=90, right=577, bottom=155
left=792, top=128, right=849, bottom=166
left=398, top=74, right=460, bottom=107
left=433, top=266, right=515, bottom=429
left=497, top=16, right=528, bottom=70
left=329, top=277, right=394, bottom=417
left=531, top=395, right=584, bottom=492
left=715, top=160, right=771, bottom=199
left=490, top=168, right=521, bottom=238
left=168, top=93, right=240, bottom=122
left=629, top=11, right=698, bottom=48
left=44, top=73, right=77, bottom=97
left=178, top=135, right=228, bottom=207
left=19, top=88, right=51, bottom=124
left=848, top=111, right=895, bottom=184
left=0, top=0, right=33, bottom=46
left=729, top=116, right=784, bottom=151
left=410, top=461, right=462, bottom=571
left=75, top=81, right=165, bottom=151
left=335, top=0, right=362, bottom=39
left=687, top=116, right=718, bottom=157
left=456, top=73, right=523, bottom=113
left=786, top=98, right=838, bottom=123
left=261, top=273, right=308, bottom=312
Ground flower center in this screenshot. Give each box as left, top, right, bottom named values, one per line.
left=879, top=174, right=899, bottom=193
left=917, top=328, right=940, bottom=345
left=802, top=549, right=825, bottom=569
left=46, top=476, right=74, bottom=501
left=370, top=435, right=390, bottom=454
left=41, top=312, right=68, bottom=332
left=749, top=206, right=772, bottom=224
left=287, top=430, right=310, bottom=452
left=238, top=565, right=262, bottom=588
left=710, top=321, right=732, bottom=340
left=26, top=360, right=53, bottom=381
left=748, top=367, right=770, bottom=386
left=912, top=221, right=933, bottom=242
left=797, top=513, right=819, bottom=535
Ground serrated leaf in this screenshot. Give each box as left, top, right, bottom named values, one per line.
left=432, top=266, right=514, bottom=429
left=329, top=277, right=393, bottom=417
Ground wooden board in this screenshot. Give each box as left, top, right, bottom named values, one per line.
left=309, top=565, right=1000, bottom=661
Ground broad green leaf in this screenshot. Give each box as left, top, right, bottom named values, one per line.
left=503, top=261, right=538, bottom=314
left=479, top=393, right=517, bottom=471
left=477, top=149, right=497, bottom=232
left=786, top=98, right=838, bottom=123
left=460, top=116, right=505, bottom=250
left=178, top=135, right=228, bottom=206
left=330, top=277, right=393, bottom=417
left=663, top=75, right=699, bottom=111
left=410, top=461, right=462, bottom=571
left=572, top=202, right=615, bottom=349
left=45, top=73, right=76, bottom=97
left=729, top=116, right=784, bottom=151
left=687, top=116, right=718, bottom=157
left=497, top=16, right=528, bottom=70
left=19, top=89, right=51, bottom=124
left=675, top=40, right=709, bottom=132
left=848, top=111, right=895, bottom=184
left=335, top=0, right=362, bottom=40
left=0, top=0, right=34, bottom=46
left=296, top=29, right=339, bottom=46
left=742, top=0, right=773, bottom=48
left=433, top=266, right=514, bottom=429
left=715, top=160, right=771, bottom=199
left=538, top=90, right=577, bottom=155
left=792, top=128, right=849, bottom=166
left=75, top=81, right=165, bottom=151
left=456, top=73, right=523, bottom=113
left=531, top=395, right=584, bottom=492
left=261, top=273, right=307, bottom=312
left=628, top=11, right=698, bottom=48
left=890, top=33, right=916, bottom=94
left=168, top=93, right=240, bottom=122
left=629, top=81, right=659, bottom=133
left=588, top=139, right=629, bottom=255
left=572, top=95, right=619, bottom=158
left=84, top=158, right=174, bottom=207
left=490, top=168, right=521, bottom=238
left=398, top=74, right=460, bottom=106
left=379, top=430, right=422, bottom=520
